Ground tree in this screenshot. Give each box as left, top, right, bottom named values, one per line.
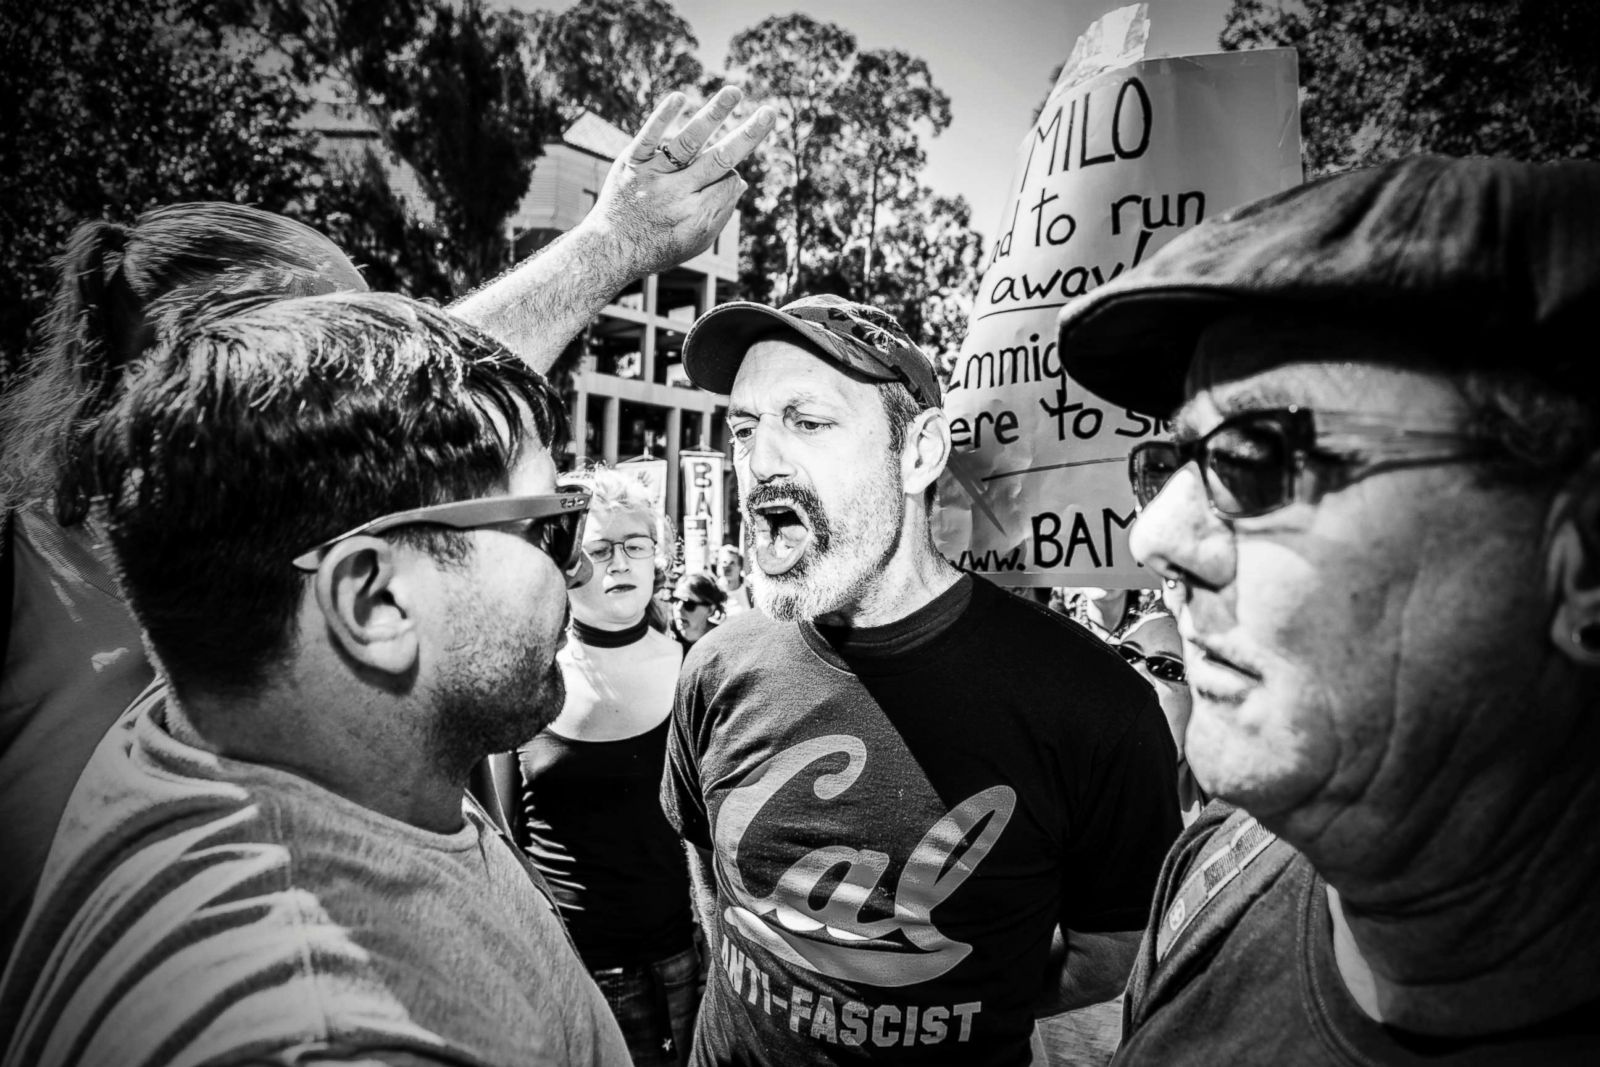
left=873, top=191, right=985, bottom=364
left=0, top=0, right=325, bottom=371
left=726, top=14, right=856, bottom=299
left=1222, top=0, right=1600, bottom=176
left=836, top=50, right=952, bottom=298
left=252, top=0, right=561, bottom=291
left=527, top=0, right=704, bottom=132
left=724, top=14, right=979, bottom=353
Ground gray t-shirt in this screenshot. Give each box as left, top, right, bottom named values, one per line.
left=0, top=686, right=629, bottom=1067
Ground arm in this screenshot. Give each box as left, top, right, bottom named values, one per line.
left=687, top=842, right=721, bottom=963
left=450, top=86, right=775, bottom=372
left=1036, top=927, right=1143, bottom=1015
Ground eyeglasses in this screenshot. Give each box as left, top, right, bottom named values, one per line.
left=1128, top=407, right=1493, bottom=520
left=584, top=536, right=656, bottom=563
left=291, top=488, right=591, bottom=574
left=1115, top=643, right=1187, bottom=684
left=671, top=596, right=709, bottom=610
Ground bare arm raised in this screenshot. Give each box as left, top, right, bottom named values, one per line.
left=451, top=86, right=775, bottom=372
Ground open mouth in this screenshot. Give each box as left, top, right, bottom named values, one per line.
left=749, top=499, right=813, bottom=576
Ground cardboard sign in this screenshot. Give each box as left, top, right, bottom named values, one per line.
left=679, top=450, right=726, bottom=576
left=935, top=9, right=1301, bottom=587
left=617, top=456, right=668, bottom=515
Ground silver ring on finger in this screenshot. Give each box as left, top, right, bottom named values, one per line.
left=657, top=142, right=692, bottom=170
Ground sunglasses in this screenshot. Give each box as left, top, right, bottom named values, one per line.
left=291, top=488, right=591, bottom=575
left=671, top=596, right=709, bottom=610
left=585, top=536, right=656, bottom=563
left=1128, top=407, right=1492, bottom=520
left=1115, top=643, right=1187, bottom=684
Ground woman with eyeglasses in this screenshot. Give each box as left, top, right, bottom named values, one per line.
left=516, top=468, right=702, bottom=1067
left=670, top=571, right=726, bottom=654
left=1114, top=609, right=1207, bottom=825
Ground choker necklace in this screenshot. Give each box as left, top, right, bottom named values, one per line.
left=571, top=617, right=649, bottom=648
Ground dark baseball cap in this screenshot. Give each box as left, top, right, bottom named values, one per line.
left=682, top=294, right=942, bottom=407
left=1058, top=155, right=1600, bottom=417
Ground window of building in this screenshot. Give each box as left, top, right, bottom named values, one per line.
left=588, top=319, right=644, bottom=379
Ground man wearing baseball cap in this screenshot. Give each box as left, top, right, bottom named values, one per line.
left=661, top=294, right=1181, bottom=1064
left=1058, top=155, right=1600, bottom=1064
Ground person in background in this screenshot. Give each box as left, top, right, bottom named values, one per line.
left=1060, top=154, right=1600, bottom=1064
left=670, top=571, right=726, bottom=654
left=0, top=292, right=628, bottom=1066
left=1058, top=587, right=1141, bottom=640
left=518, top=467, right=701, bottom=1067
left=1113, top=609, right=1205, bottom=826
left=0, top=86, right=773, bottom=968
left=715, top=543, right=754, bottom=615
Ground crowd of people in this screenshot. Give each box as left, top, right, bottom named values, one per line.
left=1, top=77, right=1597, bottom=1067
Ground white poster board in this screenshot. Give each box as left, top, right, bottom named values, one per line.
left=679, top=450, right=726, bottom=576
left=934, top=9, right=1302, bottom=587
left=616, top=456, right=668, bottom=515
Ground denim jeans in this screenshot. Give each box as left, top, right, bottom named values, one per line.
left=589, top=937, right=706, bottom=1067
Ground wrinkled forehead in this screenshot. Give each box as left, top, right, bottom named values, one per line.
left=1176, top=312, right=1469, bottom=435
left=731, top=338, right=876, bottom=406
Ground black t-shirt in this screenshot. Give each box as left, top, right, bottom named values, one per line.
left=663, top=574, right=1180, bottom=1065
left=1118, top=803, right=1600, bottom=1065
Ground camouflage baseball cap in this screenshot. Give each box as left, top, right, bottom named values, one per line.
left=682, top=294, right=942, bottom=407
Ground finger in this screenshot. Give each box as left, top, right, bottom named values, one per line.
left=626, top=92, right=687, bottom=163
left=690, top=105, right=776, bottom=182
left=664, top=85, right=743, bottom=158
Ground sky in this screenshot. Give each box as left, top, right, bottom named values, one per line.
left=518, top=1, right=1235, bottom=241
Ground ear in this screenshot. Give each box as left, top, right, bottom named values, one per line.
left=313, top=536, right=422, bottom=677
left=900, top=407, right=952, bottom=498
left=1544, top=481, right=1600, bottom=667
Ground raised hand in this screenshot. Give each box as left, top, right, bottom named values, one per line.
left=595, top=86, right=777, bottom=276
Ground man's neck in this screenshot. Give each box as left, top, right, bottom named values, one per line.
left=175, top=682, right=468, bottom=834
left=1296, top=718, right=1600, bottom=1036
left=820, top=537, right=963, bottom=629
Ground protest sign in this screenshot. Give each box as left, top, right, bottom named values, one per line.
left=934, top=5, right=1302, bottom=587
left=679, top=450, right=726, bottom=576
left=617, top=455, right=668, bottom=515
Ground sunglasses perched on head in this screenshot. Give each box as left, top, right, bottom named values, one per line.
left=292, top=488, right=591, bottom=575
left=1128, top=406, right=1493, bottom=520
left=1115, top=643, right=1187, bottom=684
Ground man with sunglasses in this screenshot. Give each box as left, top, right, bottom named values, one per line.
left=661, top=294, right=1180, bottom=1065
left=1, top=293, right=630, bottom=1066
left=1059, top=155, right=1600, bottom=1064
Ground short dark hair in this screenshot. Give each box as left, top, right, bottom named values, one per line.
left=678, top=570, right=727, bottom=609
left=93, top=291, right=566, bottom=701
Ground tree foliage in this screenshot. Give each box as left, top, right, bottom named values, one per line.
left=724, top=14, right=979, bottom=360
left=251, top=0, right=561, bottom=291
left=1222, top=0, right=1600, bottom=176
left=527, top=0, right=706, bottom=132
left=0, top=0, right=325, bottom=370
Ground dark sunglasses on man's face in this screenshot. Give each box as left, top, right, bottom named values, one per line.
left=1115, top=643, right=1187, bottom=684
left=672, top=596, right=709, bottom=610
left=291, top=488, right=591, bottom=578
left=1127, top=406, right=1493, bottom=520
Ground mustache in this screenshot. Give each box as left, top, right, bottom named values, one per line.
left=743, top=482, right=833, bottom=549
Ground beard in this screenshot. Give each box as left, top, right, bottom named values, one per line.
left=432, top=596, right=567, bottom=769
left=742, top=457, right=905, bottom=622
